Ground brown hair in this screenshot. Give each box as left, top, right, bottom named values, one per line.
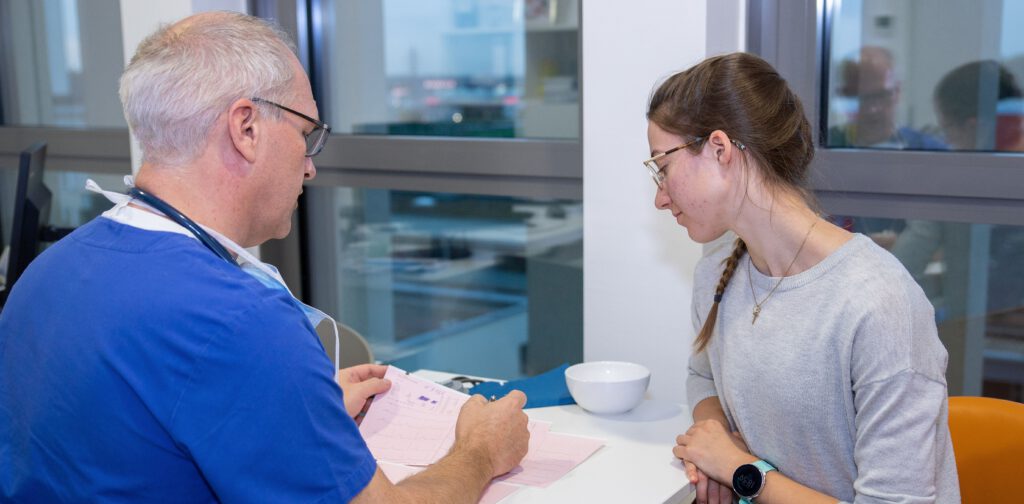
left=646, top=52, right=815, bottom=352
left=934, top=60, right=1022, bottom=124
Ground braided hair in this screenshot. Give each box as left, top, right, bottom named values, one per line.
left=695, top=239, right=747, bottom=352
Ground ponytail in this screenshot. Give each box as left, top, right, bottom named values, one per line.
left=694, top=239, right=747, bottom=352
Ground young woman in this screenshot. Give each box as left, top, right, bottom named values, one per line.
left=646, top=53, right=960, bottom=503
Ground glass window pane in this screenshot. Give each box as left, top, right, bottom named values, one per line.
left=0, top=0, right=126, bottom=127
left=40, top=171, right=123, bottom=228
left=834, top=214, right=1024, bottom=403
left=825, top=0, right=1024, bottom=152
left=319, top=0, right=579, bottom=139
left=309, top=187, right=582, bottom=379
left=1, top=168, right=124, bottom=280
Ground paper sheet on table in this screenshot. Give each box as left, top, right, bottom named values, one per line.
left=359, top=366, right=469, bottom=465
left=360, top=365, right=604, bottom=488
left=379, top=462, right=521, bottom=504
left=496, top=431, right=605, bottom=488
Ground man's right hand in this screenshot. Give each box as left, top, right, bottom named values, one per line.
left=453, top=390, right=530, bottom=477
left=353, top=389, right=530, bottom=503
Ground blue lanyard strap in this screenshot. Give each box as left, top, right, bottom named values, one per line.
left=128, top=187, right=236, bottom=265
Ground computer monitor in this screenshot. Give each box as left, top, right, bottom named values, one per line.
left=2, top=142, right=50, bottom=302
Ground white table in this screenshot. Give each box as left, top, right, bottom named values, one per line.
left=413, top=370, right=696, bottom=503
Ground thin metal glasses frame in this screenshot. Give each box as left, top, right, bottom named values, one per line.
left=642, top=136, right=705, bottom=188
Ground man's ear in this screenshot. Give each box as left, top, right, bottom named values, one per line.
left=228, top=98, right=259, bottom=163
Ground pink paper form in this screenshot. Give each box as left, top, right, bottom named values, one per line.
left=496, top=430, right=604, bottom=488
left=359, top=366, right=604, bottom=488
left=379, top=462, right=521, bottom=504
left=359, top=366, right=468, bottom=465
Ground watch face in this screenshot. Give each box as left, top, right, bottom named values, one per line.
left=732, top=464, right=763, bottom=497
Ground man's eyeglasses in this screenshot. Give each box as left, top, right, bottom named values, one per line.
left=642, top=137, right=705, bottom=188
left=252, top=97, right=331, bottom=157
left=856, top=87, right=897, bottom=111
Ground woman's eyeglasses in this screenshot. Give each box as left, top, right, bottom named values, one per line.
left=642, top=137, right=705, bottom=188
left=642, top=137, right=746, bottom=188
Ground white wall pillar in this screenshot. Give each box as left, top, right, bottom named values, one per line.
left=582, top=0, right=745, bottom=405
left=119, top=0, right=193, bottom=174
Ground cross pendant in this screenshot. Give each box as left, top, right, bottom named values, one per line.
left=752, top=305, right=761, bottom=325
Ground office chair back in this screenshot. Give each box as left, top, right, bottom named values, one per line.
left=315, top=319, right=374, bottom=369
left=948, top=396, right=1024, bottom=502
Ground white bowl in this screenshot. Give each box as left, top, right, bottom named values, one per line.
left=565, top=361, right=650, bottom=414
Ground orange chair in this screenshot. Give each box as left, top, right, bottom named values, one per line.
left=948, top=396, right=1024, bottom=503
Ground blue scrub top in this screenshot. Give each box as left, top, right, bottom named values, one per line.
left=0, top=218, right=377, bottom=502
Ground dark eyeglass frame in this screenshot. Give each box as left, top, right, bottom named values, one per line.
left=251, top=97, right=331, bottom=157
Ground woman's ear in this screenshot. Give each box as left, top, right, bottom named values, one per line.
left=707, top=129, right=734, bottom=166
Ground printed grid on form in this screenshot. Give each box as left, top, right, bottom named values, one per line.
left=359, top=366, right=604, bottom=491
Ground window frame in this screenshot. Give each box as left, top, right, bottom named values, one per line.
left=0, top=0, right=583, bottom=197
left=0, top=127, right=130, bottom=175
left=296, top=0, right=583, bottom=306
left=749, top=0, right=1024, bottom=227
left=293, top=0, right=584, bottom=366
left=0, top=0, right=583, bottom=307
left=301, top=0, right=583, bottom=200
left=307, top=135, right=581, bottom=200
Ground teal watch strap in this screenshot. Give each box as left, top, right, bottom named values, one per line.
left=737, top=460, right=776, bottom=504
left=752, top=459, right=776, bottom=474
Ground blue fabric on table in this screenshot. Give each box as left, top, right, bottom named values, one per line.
left=470, top=363, right=575, bottom=409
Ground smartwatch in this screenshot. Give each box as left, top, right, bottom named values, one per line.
left=733, top=459, right=776, bottom=503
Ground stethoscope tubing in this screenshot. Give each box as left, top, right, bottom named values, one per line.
left=128, top=186, right=341, bottom=368
left=128, top=187, right=236, bottom=264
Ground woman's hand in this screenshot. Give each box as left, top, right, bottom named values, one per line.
left=674, top=420, right=757, bottom=486
left=335, top=364, right=391, bottom=420
left=684, top=463, right=733, bottom=504
left=676, top=422, right=752, bottom=504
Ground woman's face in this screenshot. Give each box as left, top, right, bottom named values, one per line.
left=647, top=121, right=733, bottom=243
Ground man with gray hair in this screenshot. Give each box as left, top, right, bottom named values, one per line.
left=0, top=11, right=528, bottom=503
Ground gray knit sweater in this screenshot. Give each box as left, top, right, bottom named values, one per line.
left=687, top=234, right=960, bottom=503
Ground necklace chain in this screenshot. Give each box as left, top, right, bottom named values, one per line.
left=747, top=219, right=818, bottom=325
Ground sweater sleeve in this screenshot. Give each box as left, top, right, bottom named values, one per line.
left=686, top=294, right=717, bottom=416
left=849, top=371, right=947, bottom=503
left=847, top=287, right=950, bottom=503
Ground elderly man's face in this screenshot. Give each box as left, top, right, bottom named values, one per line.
left=837, top=48, right=901, bottom=146
left=853, top=72, right=898, bottom=137
left=251, top=56, right=318, bottom=243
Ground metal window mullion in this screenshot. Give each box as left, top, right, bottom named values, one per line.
left=818, top=190, right=1024, bottom=227
left=307, top=167, right=581, bottom=200
left=813, top=149, right=1024, bottom=201
left=0, top=126, right=131, bottom=173
left=308, top=135, right=582, bottom=199
left=314, top=134, right=581, bottom=178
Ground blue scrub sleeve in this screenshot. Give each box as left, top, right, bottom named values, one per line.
left=167, top=293, right=377, bottom=503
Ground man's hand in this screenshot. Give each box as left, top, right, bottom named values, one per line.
left=452, top=391, right=530, bottom=477
left=335, top=364, right=391, bottom=419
